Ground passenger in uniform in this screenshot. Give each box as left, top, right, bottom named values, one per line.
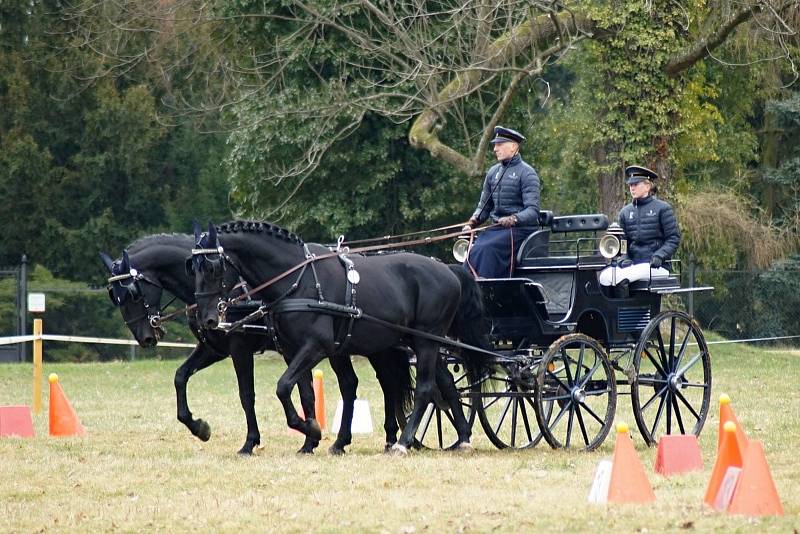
left=462, top=126, right=540, bottom=278
left=599, top=165, right=680, bottom=292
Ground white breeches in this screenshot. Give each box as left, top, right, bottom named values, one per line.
left=598, top=263, right=670, bottom=286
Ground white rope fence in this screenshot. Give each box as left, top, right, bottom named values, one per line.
left=0, top=334, right=195, bottom=348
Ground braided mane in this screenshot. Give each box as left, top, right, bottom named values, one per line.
left=216, top=220, right=303, bottom=245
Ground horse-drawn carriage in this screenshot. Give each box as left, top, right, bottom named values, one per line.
left=413, top=211, right=712, bottom=451
left=102, top=211, right=712, bottom=454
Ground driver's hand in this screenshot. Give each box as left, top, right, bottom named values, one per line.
left=461, top=225, right=472, bottom=233
left=498, top=215, right=517, bottom=228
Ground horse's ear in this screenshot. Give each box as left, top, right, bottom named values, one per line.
left=207, top=221, right=218, bottom=247
left=192, top=220, right=202, bottom=244
left=99, top=252, right=115, bottom=273
left=121, top=249, right=131, bottom=272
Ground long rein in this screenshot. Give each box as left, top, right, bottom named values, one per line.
left=156, top=221, right=498, bottom=325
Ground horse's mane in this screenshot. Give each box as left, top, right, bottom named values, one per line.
left=127, top=233, right=192, bottom=254
left=217, top=220, right=303, bottom=245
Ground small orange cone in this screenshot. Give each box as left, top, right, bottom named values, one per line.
left=654, top=434, right=703, bottom=476
left=607, top=422, right=656, bottom=504
left=0, top=405, right=35, bottom=438
left=727, top=441, right=784, bottom=516
left=48, top=374, right=85, bottom=437
left=717, top=393, right=748, bottom=453
left=703, top=421, right=743, bottom=507
left=313, top=369, right=326, bottom=430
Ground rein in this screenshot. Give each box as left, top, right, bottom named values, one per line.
left=153, top=220, right=498, bottom=325
left=223, top=222, right=497, bottom=306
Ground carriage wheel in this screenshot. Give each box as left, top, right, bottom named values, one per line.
left=535, top=334, right=616, bottom=451
left=475, top=359, right=547, bottom=449
left=631, top=310, right=711, bottom=446
left=408, top=355, right=476, bottom=449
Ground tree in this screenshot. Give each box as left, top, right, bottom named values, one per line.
left=58, top=0, right=799, bottom=217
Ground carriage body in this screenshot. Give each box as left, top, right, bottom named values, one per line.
left=428, top=212, right=713, bottom=452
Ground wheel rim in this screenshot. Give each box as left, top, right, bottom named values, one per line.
left=535, top=334, right=616, bottom=451
left=411, top=358, right=476, bottom=449
left=631, top=311, right=712, bottom=446
left=475, top=363, right=545, bottom=449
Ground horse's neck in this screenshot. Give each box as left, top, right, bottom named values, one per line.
left=134, top=248, right=195, bottom=305
left=225, top=233, right=306, bottom=296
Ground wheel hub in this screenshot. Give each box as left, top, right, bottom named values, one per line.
left=571, top=387, right=586, bottom=404
left=668, top=373, right=681, bottom=391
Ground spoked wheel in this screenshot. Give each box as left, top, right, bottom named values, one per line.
left=631, top=310, right=711, bottom=446
left=409, top=355, right=476, bottom=449
left=535, top=334, right=616, bottom=451
left=475, top=359, right=547, bottom=449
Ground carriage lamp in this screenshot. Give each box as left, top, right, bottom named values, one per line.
left=599, top=223, right=626, bottom=259
left=452, top=238, right=471, bottom=262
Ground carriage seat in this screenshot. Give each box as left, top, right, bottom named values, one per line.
left=517, top=213, right=609, bottom=268
left=515, top=210, right=554, bottom=265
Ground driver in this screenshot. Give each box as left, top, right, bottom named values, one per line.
left=599, top=165, right=680, bottom=292
left=462, top=126, right=540, bottom=278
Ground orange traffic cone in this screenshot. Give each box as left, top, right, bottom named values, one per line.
left=607, top=422, right=656, bottom=504
left=717, top=393, right=748, bottom=453
left=653, top=434, right=703, bottom=476
left=48, top=374, right=85, bottom=437
left=0, top=405, right=35, bottom=438
left=313, top=369, right=326, bottom=430
left=703, top=421, right=743, bottom=507
left=727, top=441, right=784, bottom=516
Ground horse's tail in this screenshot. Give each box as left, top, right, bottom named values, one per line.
left=447, top=264, right=492, bottom=380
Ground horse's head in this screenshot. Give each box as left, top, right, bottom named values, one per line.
left=100, top=249, right=166, bottom=347
left=189, top=221, right=241, bottom=329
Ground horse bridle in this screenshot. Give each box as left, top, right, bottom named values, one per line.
left=107, top=269, right=176, bottom=331
left=190, top=246, right=256, bottom=316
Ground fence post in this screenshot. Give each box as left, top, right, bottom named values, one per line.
left=687, top=255, right=695, bottom=317
left=18, top=255, right=28, bottom=363
left=32, top=318, right=43, bottom=414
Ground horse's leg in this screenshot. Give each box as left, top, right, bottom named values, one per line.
left=435, top=357, right=472, bottom=449
left=276, top=342, right=325, bottom=442
left=174, top=344, right=227, bottom=442
left=229, top=342, right=260, bottom=455
left=369, top=352, right=399, bottom=450
left=328, top=354, right=358, bottom=455
left=395, top=340, right=439, bottom=452
left=294, top=367, right=319, bottom=454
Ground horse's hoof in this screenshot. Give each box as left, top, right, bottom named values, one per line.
left=384, top=442, right=397, bottom=453
left=296, top=446, right=315, bottom=455
left=237, top=447, right=253, bottom=456
left=389, top=443, right=409, bottom=456
left=328, top=444, right=346, bottom=456
left=194, top=419, right=211, bottom=442
left=410, top=438, right=424, bottom=451
left=455, top=441, right=474, bottom=453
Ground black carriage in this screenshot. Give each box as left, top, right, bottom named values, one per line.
left=415, top=212, right=712, bottom=451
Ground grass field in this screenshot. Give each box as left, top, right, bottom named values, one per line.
left=1, top=340, right=798, bottom=532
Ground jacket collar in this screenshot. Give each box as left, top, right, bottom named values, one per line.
left=501, top=153, right=521, bottom=167
left=633, top=194, right=655, bottom=207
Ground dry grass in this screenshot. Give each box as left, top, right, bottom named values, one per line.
left=678, top=190, right=796, bottom=269
left=0, top=340, right=798, bottom=533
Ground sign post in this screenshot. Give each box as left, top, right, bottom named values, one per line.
left=28, top=293, right=45, bottom=414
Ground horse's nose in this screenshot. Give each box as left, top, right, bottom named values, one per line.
left=203, top=317, right=218, bottom=329
left=140, top=335, right=157, bottom=348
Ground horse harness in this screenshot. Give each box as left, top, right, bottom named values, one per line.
left=192, top=242, right=363, bottom=356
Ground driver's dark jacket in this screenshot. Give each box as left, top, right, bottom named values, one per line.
left=471, top=154, right=540, bottom=226
left=618, top=195, right=680, bottom=264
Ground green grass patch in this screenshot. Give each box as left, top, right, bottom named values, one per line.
left=0, top=341, right=797, bottom=532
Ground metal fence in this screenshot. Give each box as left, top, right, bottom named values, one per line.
left=1, top=265, right=798, bottom=362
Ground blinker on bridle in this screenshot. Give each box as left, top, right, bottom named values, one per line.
left=107, top=267, right=174, bottom=330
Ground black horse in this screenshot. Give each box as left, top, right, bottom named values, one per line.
left=100, top=233, right=412, bottom=455
left=192, top=221, right=488, bottom=453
